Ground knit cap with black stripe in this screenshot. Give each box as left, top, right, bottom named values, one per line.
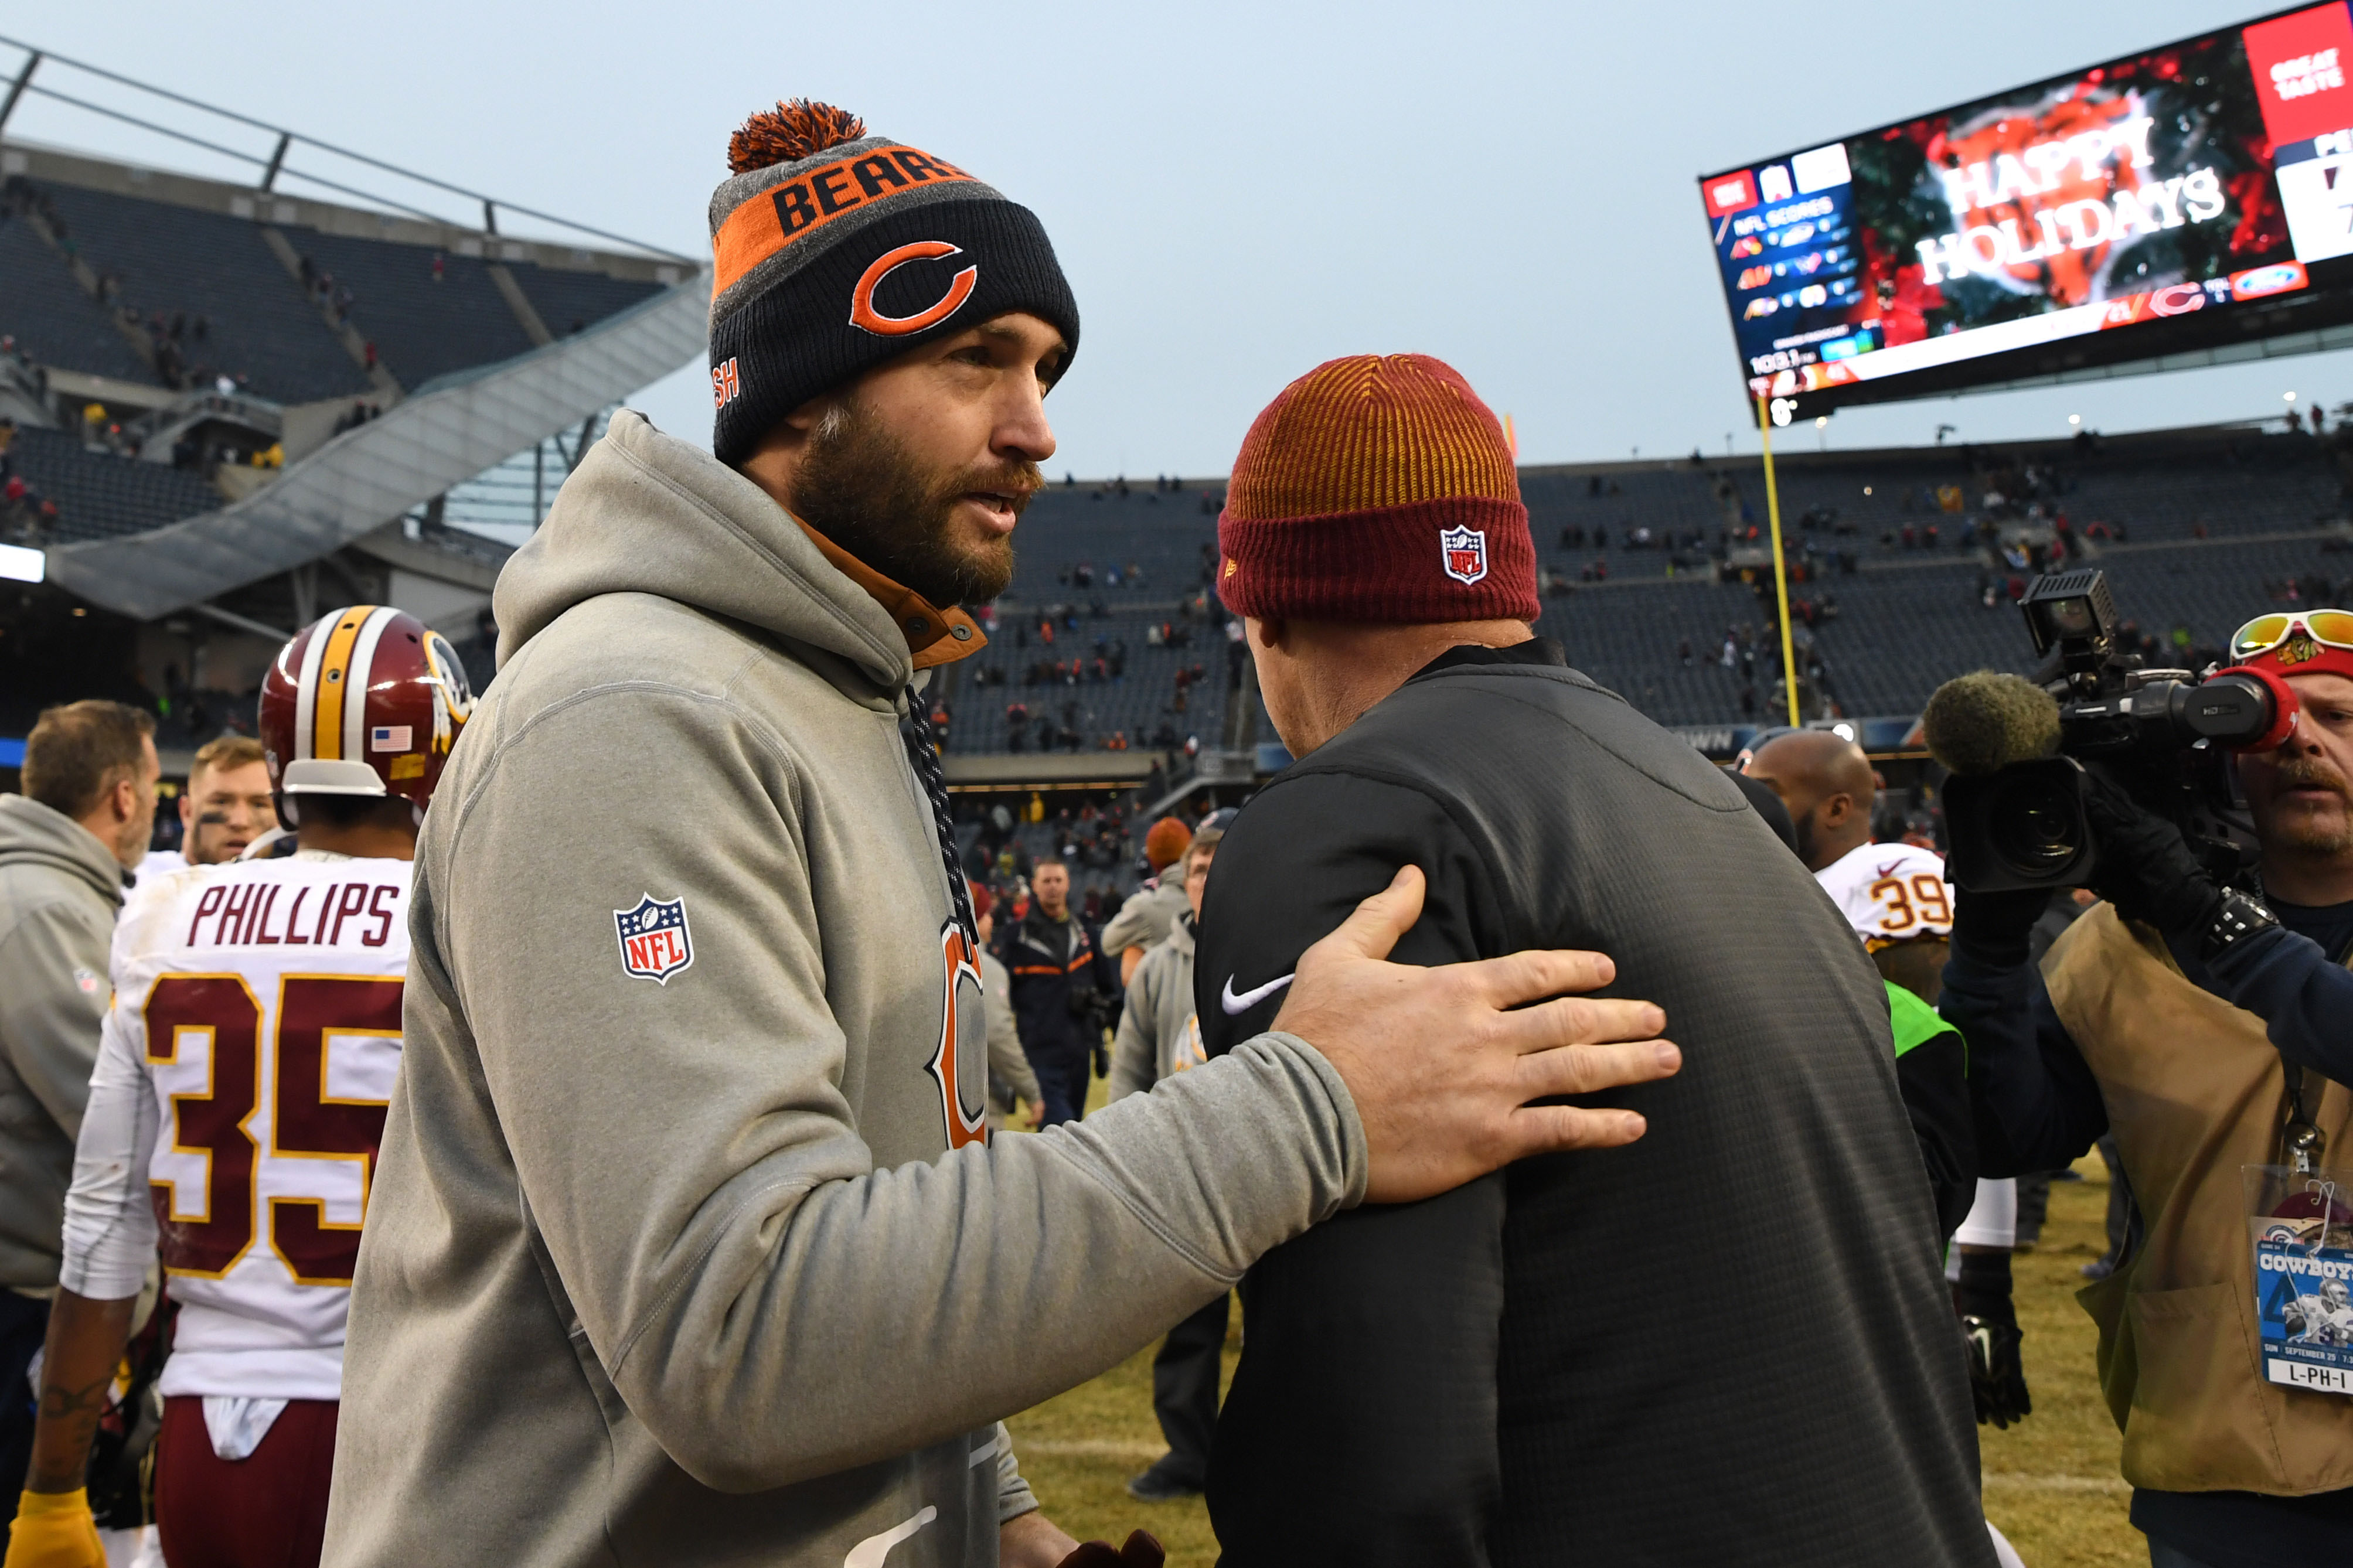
left=706, top=101, right=1080, bottom=466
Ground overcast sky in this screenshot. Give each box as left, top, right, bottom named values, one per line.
left=9, top=1, right=2345, bottom=472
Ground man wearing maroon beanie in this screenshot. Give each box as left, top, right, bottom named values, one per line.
left=1196, top=354, right=1991, bottom=1566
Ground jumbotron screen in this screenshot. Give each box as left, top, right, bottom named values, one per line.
left=1701, top=4, right=2353, bottom=417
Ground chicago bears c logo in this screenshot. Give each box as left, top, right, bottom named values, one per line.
left=850, top=241, right=978, bottom=337
left=928, top=920, right=989, bottom=1148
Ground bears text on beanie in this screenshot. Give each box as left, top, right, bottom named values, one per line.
left=707, top=101, right=1081, bottom=466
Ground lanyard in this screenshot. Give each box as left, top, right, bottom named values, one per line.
left=2284, top=1063, right=2328, bottom=1176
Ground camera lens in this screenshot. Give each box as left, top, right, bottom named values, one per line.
left=1988, top=775, right=2080, bottom=875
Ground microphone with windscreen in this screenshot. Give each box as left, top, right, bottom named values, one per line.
left=1926, top=673, right=2092, bottom=892
left=1922, top=672, right=2062, bottom=778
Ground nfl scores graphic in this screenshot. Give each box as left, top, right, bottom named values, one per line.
left=1702, top=2, right=2353, bottom=415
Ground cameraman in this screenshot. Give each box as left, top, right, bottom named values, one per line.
left=1944, top=613, right=2353, bottom=1568
left=996, top=856, right=1118, bottom=1125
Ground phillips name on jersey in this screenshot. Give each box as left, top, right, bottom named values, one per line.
left=70, top=854, right=411, bottom=1402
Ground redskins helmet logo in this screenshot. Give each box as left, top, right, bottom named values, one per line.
left=850, top=241, right=978, bottom=337
left=422, top=632, right=476, bottom=754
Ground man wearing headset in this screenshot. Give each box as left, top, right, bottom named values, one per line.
left=1943, top=609, right=2353, bottom=1568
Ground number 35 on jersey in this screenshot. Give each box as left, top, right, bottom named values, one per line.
left=116, top=859, right=411, bottom=1290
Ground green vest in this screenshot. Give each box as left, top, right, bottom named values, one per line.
left=1885, top=979, right=1955, bottom=1061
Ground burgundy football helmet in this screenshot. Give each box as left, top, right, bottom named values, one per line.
left=259, top=605, right=474, bottom=810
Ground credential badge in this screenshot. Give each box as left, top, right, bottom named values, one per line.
left=1440, top=525, right=1489, bottom=585
left=614, top=894, right=694, bottom=984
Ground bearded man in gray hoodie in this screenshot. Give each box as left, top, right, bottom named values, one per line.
left=323, top=101, right=1683, bottom=1568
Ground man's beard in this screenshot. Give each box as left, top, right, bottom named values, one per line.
left=2266, top=755, right=2353, bottom=856
left=787, top=398, right=1035, bottom=608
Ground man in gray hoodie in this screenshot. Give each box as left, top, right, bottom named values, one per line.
left=0, top=700, right=156, bottom=1522
left=324, top=101, right=1681, bottom=1568
left=1106, top=824, right=1224, bottom=1504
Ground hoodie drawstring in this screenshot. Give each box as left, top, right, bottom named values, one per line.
left=903, top=688, right=978, bottom=950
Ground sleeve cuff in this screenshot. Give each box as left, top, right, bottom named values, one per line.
left=1249, top=1032, right=1370, bottom=1209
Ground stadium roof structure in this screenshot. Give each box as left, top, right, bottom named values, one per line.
left=0, top=38, right=707, bottom=623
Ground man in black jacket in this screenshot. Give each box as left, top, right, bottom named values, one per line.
left=1196, top=354, right=1990, bottom=1566
left=997, top=856, right=1118, bottom=1123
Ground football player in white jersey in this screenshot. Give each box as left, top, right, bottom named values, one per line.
left=1745, top=730, right=2029, bottom=1431
left=1744, top=731, right=1953, bottom=997
left=4, top=607, right=471, bottom=1568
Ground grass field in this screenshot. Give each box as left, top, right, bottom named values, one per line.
left=1006, top=1145, right=2145, bottom=1566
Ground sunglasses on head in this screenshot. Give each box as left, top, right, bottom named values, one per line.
left=2230, top=610, right=2353, bottom=662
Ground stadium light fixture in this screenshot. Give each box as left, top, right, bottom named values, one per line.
left=0, top=542, right=43, bottom=584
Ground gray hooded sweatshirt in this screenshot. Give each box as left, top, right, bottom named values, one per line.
left=324, top=413, right=1366, bottom=1568
left=0, top=794, right=126, bottom=1291
left=1107, top=915, right=1203, bottom=1104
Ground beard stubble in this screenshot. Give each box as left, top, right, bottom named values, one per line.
left=788, top=399, right=1036, bottom=608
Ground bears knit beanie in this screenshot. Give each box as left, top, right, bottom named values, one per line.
left=1216, top=354, right=1537, bottom=623
left=706, top=101, right=1081, bottom=466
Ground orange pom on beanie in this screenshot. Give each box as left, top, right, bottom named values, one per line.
left=1215, top=354, right=1537, bottom=624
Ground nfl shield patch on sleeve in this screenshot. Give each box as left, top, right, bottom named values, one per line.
left=614, top=895, right=694, bottom=984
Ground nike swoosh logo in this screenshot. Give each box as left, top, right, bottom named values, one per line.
left=1221, top=972, right=1295, bottom=1015
left=845, top=1506, right=937, bottom=1568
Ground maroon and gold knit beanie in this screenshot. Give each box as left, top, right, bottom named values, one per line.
left=1216, top=354, right=1537, bottom=623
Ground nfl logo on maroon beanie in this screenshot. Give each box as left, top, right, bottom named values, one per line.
left=1215, top=354, right=1538, bottom=624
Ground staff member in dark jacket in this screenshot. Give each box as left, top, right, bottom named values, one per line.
left=998, top=856, right=1119, bottom=1124
left=1195, top=354, right=1989, bottom=1567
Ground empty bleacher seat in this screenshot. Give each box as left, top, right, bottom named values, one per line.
left=509, top=261, right=664, bottom=339
left=0, top=212, right=159, bottom=386
left=6, top=424, right=224, bottom=543
left=292, top=232, right=534, bottom=389
left=31, top=182, right=369, bottom=404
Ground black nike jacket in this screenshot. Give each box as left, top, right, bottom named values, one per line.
left=1195, top=640, right=1991, bottom=1568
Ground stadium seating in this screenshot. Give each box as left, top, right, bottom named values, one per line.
left=510, top=262, right=666, bottom=343
left=941, top=427, right=2353, bottom=747
left=955, top=817, right=1148, bottom=906
left=27, top=180, right=370, bottom=405
left=5, top=424, right=223, bottom=544
left=290, top=231, right=534, bottom=389
left=0, top=208, right=159, bottom=386
left=943, top=608, right=1234, bottom=754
